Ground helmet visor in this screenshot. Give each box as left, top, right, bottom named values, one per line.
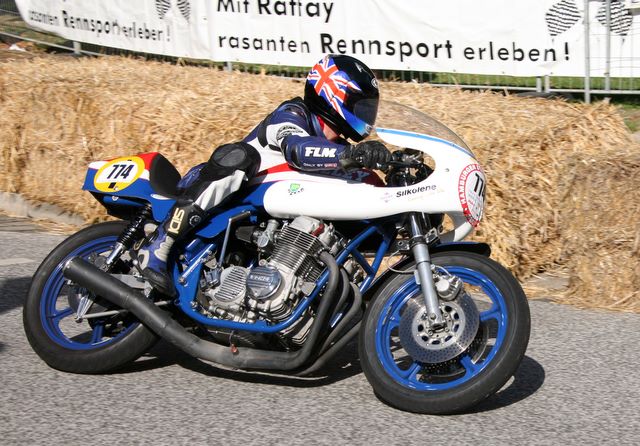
left=343, top=107, right=372, bottom=139
left=342, top=98, right=378, bottom=139
left=353, top=98, right=378, bottom=127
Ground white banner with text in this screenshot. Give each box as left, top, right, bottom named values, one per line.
left=14, top=0, right=640, bottom=77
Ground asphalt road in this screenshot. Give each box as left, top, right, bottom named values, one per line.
left=0, top=228, right=638, bottom=445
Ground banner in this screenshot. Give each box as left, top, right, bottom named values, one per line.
left=14, top=0, right=640, bottom=77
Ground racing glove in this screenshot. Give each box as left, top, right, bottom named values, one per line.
left=341, top=141, right=392, bottom=169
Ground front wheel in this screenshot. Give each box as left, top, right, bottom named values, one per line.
left=23, top=221, right=158, bottom=373
left=359, top=251, right=530, bottom=414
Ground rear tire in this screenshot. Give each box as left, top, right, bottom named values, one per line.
left=359, top=251, right=530, bottom=414
left=23, top=221, right=158, bottom=373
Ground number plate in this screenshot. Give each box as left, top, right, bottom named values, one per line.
left=458, top=164, right=486, bottom=227
left=94, top=156, right=145, bottom=192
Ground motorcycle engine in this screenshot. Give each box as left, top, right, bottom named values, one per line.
left=199, top=216, right=340, bottom=348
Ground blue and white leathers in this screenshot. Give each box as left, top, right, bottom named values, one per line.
left=244, top=98, right=349, bottom=171
left=156, top=98, right=351, bottom=213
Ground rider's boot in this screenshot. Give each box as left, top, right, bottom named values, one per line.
left=135, top=200, right=206, bottom=296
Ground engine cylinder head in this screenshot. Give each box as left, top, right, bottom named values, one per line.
left=272, top=226, right=321, bottom=271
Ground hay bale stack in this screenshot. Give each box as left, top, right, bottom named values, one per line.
left=558, top=150, right=640, bottom=311
left=0, top=57, right=299, bottom=222
left=0, top=56, right=638, bottom=311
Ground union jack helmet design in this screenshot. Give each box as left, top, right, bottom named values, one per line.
left=304, top=55, right=379, bottom=142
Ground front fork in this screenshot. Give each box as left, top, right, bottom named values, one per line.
left=408, top=212, right=445, bottom=327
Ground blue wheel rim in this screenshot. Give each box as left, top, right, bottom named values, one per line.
left=375, top=266, right=508, bottom=391
left=39, top=236, right=137, bottom=350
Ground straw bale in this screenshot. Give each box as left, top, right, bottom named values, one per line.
left=0, top=56, right=638, bottom=311
left=556, top=150, right=640, bottom=311
left=0, top=56, right=300, bottom=222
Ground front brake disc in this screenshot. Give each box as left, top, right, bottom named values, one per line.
left=399, top=291, right=480, bottom=364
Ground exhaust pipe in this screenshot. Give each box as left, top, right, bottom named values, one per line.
left=63, top=251, right=340, bottom=371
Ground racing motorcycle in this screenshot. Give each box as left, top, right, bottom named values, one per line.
left=23, top=101, right=530, bottom=414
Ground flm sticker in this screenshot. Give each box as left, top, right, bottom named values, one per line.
left=94, top=156, right=145, bottom=193
left=458, top=164, right=486, bottom=227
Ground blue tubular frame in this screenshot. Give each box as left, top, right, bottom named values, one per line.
left=335, top=226, right=393, bottom=293
left=172, top=213, right=395, bottom=333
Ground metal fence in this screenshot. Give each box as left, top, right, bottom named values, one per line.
left=0, top=0, right=88, bottom=54
left=1, top=0, right=50, bottom=44
left=2, top=0, right=639, bottom=102
left=0, top=0, right=188, bottom=58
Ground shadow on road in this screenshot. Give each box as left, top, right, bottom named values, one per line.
left=465, top=355, right=546, bottom=413
left=0, top=276, right=32, bottom=316
left=117, top=338, right=362, bottom=387
left=9, top=267, right=544, bottom=402
left=119, top=339, right=545, bottom=408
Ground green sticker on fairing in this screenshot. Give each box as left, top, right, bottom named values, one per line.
left=288, top=183, right=304, bottom=195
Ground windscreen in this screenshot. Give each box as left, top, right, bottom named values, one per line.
left=374, top=100, right=470, bottom=151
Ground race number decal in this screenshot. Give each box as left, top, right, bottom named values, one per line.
left=458, top=164, right=486, bottom=227
left=94, top=156, right=145, bottom=192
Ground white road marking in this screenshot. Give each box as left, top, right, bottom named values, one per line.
left=0, top=258, right=35, bottom=266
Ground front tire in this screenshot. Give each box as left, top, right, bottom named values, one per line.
left=23, top=221, right=158, bottom=373
left=359, top=251, right=530, bottom=414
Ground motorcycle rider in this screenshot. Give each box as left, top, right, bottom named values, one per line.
left=135, top=54, right=392, bottom=296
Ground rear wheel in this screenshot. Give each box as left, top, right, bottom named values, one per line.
left=359, top=251, right=530, bottom=414
left=23, top=221, right=158, bottom=373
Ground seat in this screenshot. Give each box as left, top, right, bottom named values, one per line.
left=148, top=154, right=182, bottom=197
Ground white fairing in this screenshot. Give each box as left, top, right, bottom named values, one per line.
left=256, top=127, right=486, bottom=242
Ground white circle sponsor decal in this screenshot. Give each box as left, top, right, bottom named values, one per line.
left=458, top=164, right=486, bottom=227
